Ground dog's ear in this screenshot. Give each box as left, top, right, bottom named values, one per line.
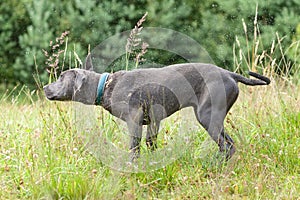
left=84, top=54, right=94, bottom=71
left=74, top=70, right=86, bottom=90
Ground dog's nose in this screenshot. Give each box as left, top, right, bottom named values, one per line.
left=43, top=85, right=48, bottom=94
left=43, top=84, right=49, bottom=91
left=43, top=85, right=51, bottom=96
left=43, top=85, right=54, bottom=100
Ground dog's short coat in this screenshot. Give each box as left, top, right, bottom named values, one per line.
left=44, top=63, right=270, bottom=160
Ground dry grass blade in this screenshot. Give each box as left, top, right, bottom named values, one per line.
left=43, top=31, right=70, bottom=82
left=125, top=12, right=149, bottom=70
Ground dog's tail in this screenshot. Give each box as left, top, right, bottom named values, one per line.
left=231, top=71, right=271, bottom=86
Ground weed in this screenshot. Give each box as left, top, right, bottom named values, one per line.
left=43, top=31, right=70, bottom=82
left=125, top=12, right=149, bottom=70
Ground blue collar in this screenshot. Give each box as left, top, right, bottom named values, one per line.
left=95, top=73, right=110, bottom=105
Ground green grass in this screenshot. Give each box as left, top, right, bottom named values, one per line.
left=0, top=76, right=299, bottom=199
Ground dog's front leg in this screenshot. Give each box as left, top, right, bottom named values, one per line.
left=127, top=120, right=143, bottom=161
left=146, top=120, right=160, bottom=151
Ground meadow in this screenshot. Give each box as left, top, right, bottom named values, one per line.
left=1, top=13, right=300, bottom=199
left=0, top=64, right=299, bottom=200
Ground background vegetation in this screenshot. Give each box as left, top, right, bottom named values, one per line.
left=1, top=0, right=300, bottom=88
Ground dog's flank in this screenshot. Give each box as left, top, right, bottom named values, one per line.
left=44, top=63, right=270, bottom=161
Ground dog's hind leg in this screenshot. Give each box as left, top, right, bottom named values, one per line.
left=219, top=128, right=236, bottom=160
left=194, top=105, right=235, bottom=160
left=146, top=120, right=160, bottom=151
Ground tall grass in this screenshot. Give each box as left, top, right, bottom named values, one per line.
left=233, top=5, right=300, bottom=84
left=0, top=12, right=299, bottom=199
left=125, top=12, right=149, bottom=70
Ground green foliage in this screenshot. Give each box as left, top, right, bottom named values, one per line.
left=14, top=0, right=54, bottom=87
left=194, top=0, right=300, bottom=70
left=0, top=0, right=30, bottom=86
left=287, top=23, right=300, bottom=78
left=0, top=0, right=299, bottom=87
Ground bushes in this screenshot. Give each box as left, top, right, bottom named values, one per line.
left=0, top=0, right=30, bottom=87
left=0, top=0, right=299, bottom=88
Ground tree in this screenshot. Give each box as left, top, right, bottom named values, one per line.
left=0, top=0, right=30, bottom=87
left=13, top=0, right=55, bottom=87
left=0, top=0, right=299, bottom=88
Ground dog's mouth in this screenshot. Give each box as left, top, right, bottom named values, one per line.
left=45, top=95, right=57, bottom=100
left=43, top=85, right=58, bottom=100
left=44, top=91, right=57, bottom=100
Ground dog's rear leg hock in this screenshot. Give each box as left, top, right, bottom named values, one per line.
left=222, top=131, right=236, bottom=160
left=216, top=128, right=236, bottom=160
left=195, top=105, right=236, bottom=161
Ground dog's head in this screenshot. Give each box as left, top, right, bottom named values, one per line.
left=43, top=69, right=97, bottom=105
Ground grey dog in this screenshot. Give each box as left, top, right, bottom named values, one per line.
left=44, top=63, right=270, bottom=161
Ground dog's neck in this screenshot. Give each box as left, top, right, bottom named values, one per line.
left=100, top=71, right=126, bottom=112
left=95, top=73, right=110, bottom=105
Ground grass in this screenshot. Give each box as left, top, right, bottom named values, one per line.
left=0, top=78, right=299, bottom=199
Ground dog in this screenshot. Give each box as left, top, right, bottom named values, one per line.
left=44, top=63, right=270, bottom=161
